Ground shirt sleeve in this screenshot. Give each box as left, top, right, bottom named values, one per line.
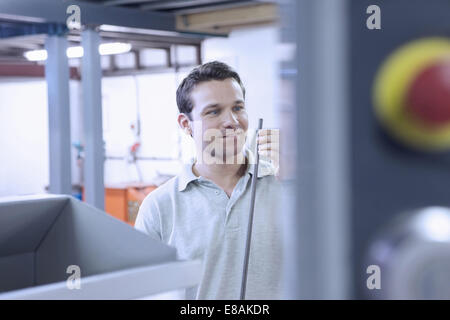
left=134, top=195, right=162, bottom=241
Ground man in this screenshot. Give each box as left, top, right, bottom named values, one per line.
left=135, top=61, right=283, bottom=299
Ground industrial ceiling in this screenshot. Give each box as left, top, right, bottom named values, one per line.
left=0, top=0, right=277, bottom=72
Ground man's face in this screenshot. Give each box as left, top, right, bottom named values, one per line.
left=189, top=78, right=248, bottom=164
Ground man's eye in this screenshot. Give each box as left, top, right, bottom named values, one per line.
left=206, top=109, right=219, bottom=115
left=233, top=106, right=244, bottom=111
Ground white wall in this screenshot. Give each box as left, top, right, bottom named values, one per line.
left=0, top=79, right=82, bottom=197
left=102, top=73, right=186, bottom=185
left=0, top=23, right=280, bottom=197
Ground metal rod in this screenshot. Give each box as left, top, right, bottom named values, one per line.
left=240, top=118, right=263, bottom=300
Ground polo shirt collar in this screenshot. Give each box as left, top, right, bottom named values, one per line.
left=178, top=159, right=199, bottom=192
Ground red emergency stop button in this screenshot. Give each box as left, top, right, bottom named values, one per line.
left=373, top=37, right=450, bottom=151
left=406, top=60, right=450, bottom=128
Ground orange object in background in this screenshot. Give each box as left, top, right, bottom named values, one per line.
left=82, top=183, right=157, bottom=226
left=126, top=185, right=157, bottom=225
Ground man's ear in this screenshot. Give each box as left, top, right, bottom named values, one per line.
left=178, top=113, right=192, bottom=137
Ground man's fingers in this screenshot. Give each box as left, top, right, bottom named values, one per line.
left=257, top=132, right=279, bottom=145
left=258, top=150, right=280, bottom=169
left=257, top=129, right=280, bottom=174
left=257, top=129, right=273, bottom=136
left=257, top=135, right=273, bottom=144
left=258, top=150, right=275, bottom=158
left=258, top=142, right=279, bottom=151
left=257, top=129, right=280, bottom=136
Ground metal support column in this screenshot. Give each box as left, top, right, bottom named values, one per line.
left=82, top=27, right=104, bottom=210
left=280, top=0, right=351, bottom=299
left=45, top=35, right=72, bottom=195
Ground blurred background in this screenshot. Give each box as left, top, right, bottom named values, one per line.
left=0, top=0, right=280, bottom=218
left=1, top=0, right=450, bottom=299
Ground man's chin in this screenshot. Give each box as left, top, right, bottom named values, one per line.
left=223, top=147, right=247, bottom=164
left=204, top=148, right=246, bottom=165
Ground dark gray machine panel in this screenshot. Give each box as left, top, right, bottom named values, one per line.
left=350, top=0, right=450, bottom=298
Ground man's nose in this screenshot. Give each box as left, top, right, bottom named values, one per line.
left=222, top=110, right=239, bottom=129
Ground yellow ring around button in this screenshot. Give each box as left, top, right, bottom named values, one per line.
left=373, top=37, right=450, bottom=151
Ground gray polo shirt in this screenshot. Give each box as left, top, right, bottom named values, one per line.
left=134, top=151, right=284, bottom=300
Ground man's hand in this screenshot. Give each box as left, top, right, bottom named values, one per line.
left=257, top=129, right=280, bottom=176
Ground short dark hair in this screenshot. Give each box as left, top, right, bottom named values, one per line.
left=176, top=61, right=246, bottom=119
